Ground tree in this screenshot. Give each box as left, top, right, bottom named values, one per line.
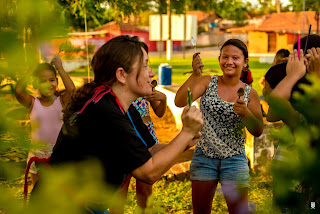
left=216, top=0, right=249, bottom=26
left=290, top=0, right=320, bottom=34
left=56, top=0, right=152, bottom=30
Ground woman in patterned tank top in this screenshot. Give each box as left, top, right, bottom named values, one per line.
left=175, top=39, right=264, bottom=214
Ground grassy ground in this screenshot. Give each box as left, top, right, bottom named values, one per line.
left=124, top=173, right=275, bottom=214
left=71, top=57, right=271, bottom=96
left=0, top=172, right=275, bottom=214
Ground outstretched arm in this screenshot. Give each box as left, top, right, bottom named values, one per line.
left=132, top=106, right=203, bottom=184
left=51, top=56, right=75, bottom=107
left=145, top=90, right=167, bottom=118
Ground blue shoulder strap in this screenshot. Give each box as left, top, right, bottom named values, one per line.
left=127, top=111, right=148, bottom=147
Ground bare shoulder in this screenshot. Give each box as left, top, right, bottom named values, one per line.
left=248, top=87, right=261, bottom=106
left=249, top=87, right=259, bottom=98
left=197, top=75, right=211, bottom=87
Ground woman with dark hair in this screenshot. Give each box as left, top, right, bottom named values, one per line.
left=175, top=39, right=263, bottom=214
left=31, top=35, right=203, bottom=213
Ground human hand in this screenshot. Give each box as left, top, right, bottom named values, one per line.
left=192, top=53, right=204, bottom=75
left=286, top=49, right=306, bottom=81
left=51, top=56, right=63, bottom=71
left=145, top=90, right=166, bottom=102
left=233, top=99, right=249, bottom=118
left=306, top=47, right=320, bottom=77
left=181, top=105, right=203, bottom=136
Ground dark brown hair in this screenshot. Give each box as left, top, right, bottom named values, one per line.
left=264, top=62, right=310, bottom=95
left=272, top=49, right=290, bottom=66
left=33, top=63, right=57, bottom=77
left=63, top=35, right=148, bottom=122
left=293, top=34, right=320, bottom=50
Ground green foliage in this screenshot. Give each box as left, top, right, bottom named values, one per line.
left=56, top=0, right=153, bottom=30
left=289, top=0, right=320, bottom=12
left=268, top=74, right=320, bottom=212
left=57, top=0, right=107, bottom=30
left=216, top=0, right=249, bottom=26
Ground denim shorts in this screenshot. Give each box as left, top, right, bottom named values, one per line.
left=190, top=146, right=249, bottom=187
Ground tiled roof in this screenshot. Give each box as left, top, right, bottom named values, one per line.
left=230, top=11, right=319, bottom=34
left=186, top=10, right=221, bottom=24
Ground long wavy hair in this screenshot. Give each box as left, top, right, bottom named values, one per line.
left=63, top=35, right=148, bottom=122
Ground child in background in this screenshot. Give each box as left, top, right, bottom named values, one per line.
left=111, top=90, right=167, bottom=214
left=15, top=56, right=75, bottom=187
left=272, top=49, right=290, bottom=66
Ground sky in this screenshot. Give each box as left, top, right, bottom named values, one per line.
left=249, top=0, right=291, bottom=7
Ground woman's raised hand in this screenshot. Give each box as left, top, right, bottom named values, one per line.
left=286, top=49, right=306, bottom=81
left=192, top=53, right=204, bottom=75
left=306, top=47, right=320, bottom=77
left=51, top=56, right=63, bottom=71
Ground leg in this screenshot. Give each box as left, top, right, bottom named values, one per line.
left=136, top=179, right=153, bottom=212
left=220, top=152, right=250, bottom=214
left=221, top=184, right=249, bottom=214
left=192, top=180, right=218, bottom=214
left=109, top=180, right=130, bottom=214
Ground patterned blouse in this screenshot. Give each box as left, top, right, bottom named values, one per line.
left=198, top=75, right=251, bottom=159
left=132, top=97, right=150, bottom=117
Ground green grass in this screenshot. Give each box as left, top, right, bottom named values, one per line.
left=70, top=57, right=271, bottom=96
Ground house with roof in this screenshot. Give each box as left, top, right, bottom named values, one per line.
left=93, top=21, right=159, bottom=51
left=229, top=11, right=319, bottom=53
left=186, top=10, right=221, bottom=32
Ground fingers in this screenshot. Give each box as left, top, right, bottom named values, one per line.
left=310, top=47, right=319, bottom=56
left=289, top=49, right=305, bottom=62
left=299, top=49, right=304, bottom=60
left=193, top=52, right=200, bottom=59
left=194, top=131, right=202, bottom=139
left=182, top=105, right=190, bottom=115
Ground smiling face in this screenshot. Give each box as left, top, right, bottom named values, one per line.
left=126, top=47, right=155, bottom=97
left=218, top=45, right=248, bottom=78
left=36, top=70, right=58, bottom=97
